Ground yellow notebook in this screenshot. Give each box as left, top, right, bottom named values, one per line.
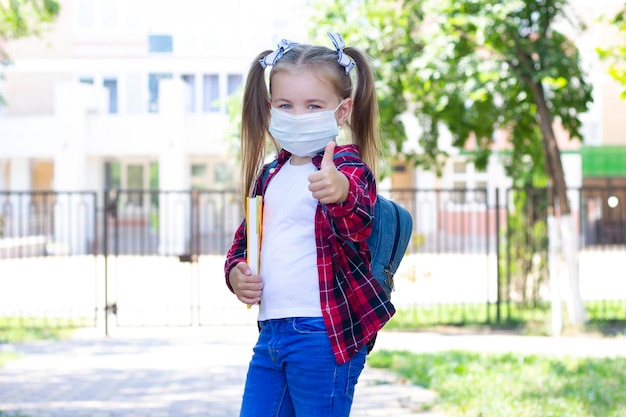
left=246, top=196, right=262, bottom=308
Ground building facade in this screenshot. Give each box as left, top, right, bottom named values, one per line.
left=1, top=0, right=625, bottom=244
left=0, top=0, right=309, bottom=195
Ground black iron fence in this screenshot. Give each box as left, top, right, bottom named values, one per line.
left=3, top=187, right=622, bottom=257
left=1, top=186, right=624, bottom=330
left=0, top=191, right=97, bottom=257
left=100, top=189, right=242, bottom=258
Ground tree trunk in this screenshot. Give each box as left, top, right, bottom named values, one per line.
left=527, top=79, right=587, bottom=329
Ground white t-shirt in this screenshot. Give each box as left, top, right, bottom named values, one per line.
left=257, top=158, right=323, bottom=320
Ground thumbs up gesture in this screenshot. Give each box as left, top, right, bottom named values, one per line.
left=308, top=141, right=350, bottom=204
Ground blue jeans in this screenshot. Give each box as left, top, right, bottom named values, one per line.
left=239, top=317, right=367, bottom=417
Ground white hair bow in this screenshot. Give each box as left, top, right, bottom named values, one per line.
left=327, top=32, right=355, bottom=74
left=259, top=39, right=300, bottom=68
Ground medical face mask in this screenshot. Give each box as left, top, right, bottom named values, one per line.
left=269, top=102, right=343, bottom=157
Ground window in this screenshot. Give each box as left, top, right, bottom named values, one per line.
left=101, top=0, right=118, bottom=28
left=190, top=163, right=209, bottom=190
left=127, top=165, right=145, bottom=207
left=148, top=73, right=173, bottom=113
left=148, top=35, right=173, bottom=53
left=105, top=161, right=153, bottom=207
left=214, top=163, right=233, bottom=187
left=126, top=74, right=142, bottom=114
left=127, top=165, right=144, bottom=189
left=475, top=181, right=487, bottom=204
left=202, top=74, right=219, bottom=112
left=181, top=74, right=196, bottom=113
left=105, top=162, right=121, bottom=189
left=191, top=164, right=207, bottom=177
left=77, top=0, right=95, bottom=29
left=452, top=181, right=467, bottom=204
left=227, top=74, right=243, bottom=95
left=453, top=161, right=466, bottom=174
left=103, top=78, right=118, bottom=114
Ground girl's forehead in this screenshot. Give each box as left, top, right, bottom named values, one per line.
left=271, top=70, right=336, bottom=98
left=272, top=69, right=331, bottom=85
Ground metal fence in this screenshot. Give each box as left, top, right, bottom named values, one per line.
left=1, top=186, right=624, bottom=331
left=100, top=189, right=241, bottom=257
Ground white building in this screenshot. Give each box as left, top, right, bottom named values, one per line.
left=2, top=0, right=625, bottom=239
left=0, top=0, right=310, bottom=195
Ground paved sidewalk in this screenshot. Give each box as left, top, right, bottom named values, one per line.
left=1, top=326, right=625, bottom=417
left=0, top=326, right=446, bottom=417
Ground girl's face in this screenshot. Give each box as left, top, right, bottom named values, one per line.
left=270, top=70, right=352, bottom=126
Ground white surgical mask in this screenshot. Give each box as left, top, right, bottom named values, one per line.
left=269, top=102, right=343, bottom=157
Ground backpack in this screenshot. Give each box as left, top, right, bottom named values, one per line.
left=366, top=193, right=413, bottom=298
left=364, top=193, right=412, bottom=353
left=261, top=151, right=413, bottom=298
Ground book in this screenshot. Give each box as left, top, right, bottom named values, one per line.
left=245, top=196, right=262, bottom=308
left=246, top=196, right=263, bottom=274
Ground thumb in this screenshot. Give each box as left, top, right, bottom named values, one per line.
left=321, top=141, right=337, bottom=169
left=237, top=262, right=252, bottom=275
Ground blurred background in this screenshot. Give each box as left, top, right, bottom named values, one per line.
left=1, top=0, right=625, bottom=336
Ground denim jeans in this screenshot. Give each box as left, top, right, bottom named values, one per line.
left=239, top=317, right=367, bottom=417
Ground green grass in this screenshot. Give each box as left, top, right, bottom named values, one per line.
left=386, top=302, right=626, bottom=336
left=0, top=317, right=75, bottom=376
left=0, top=317, right=85, bottom=372
left=0, top=325, right=76, bottom=344
left=368, top=349, right=626, bottom=417
left=0, top=317, right=90, bottom=344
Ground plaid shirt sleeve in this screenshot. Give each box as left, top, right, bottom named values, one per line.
left=224, top=219, right=246, bottom=293
left=313, top=145, right=396, bottom=364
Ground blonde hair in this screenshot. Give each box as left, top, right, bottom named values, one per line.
left=239, top=41, right=380, bottom=201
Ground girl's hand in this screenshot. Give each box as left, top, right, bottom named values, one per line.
left=308, top=141, right=349, bottom=204
left=229, top=262, right=263, bottom=305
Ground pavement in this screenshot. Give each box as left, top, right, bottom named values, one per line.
left=1, top=325, right=625, bottom=417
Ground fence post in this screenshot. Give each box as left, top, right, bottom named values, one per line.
left=103, top=190, right=109, bottom=336
left=103, top=189, right=118, bottom=336
left=495, top=188, right=500, bottom=325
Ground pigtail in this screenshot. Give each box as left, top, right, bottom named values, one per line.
left=344, top=47, right=380, bottom=177
left=240, top=50, right=273, bottom=202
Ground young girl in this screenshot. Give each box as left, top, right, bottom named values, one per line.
left=224, top=32, right=395, bottom=417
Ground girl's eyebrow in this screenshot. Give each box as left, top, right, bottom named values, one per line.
left=271, top=97, right=328, bottom=105
left=271, top=97, right=291, bottom=103
left=304, top=98, right=328, bottom=105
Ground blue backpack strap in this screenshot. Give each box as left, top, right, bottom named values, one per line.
left=332, top=149, right=360, bottom=162
left=330, top=147, right=413, bottom=295
left=254, top=158, right=279, bottom=196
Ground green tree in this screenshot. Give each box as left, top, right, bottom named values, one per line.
left=0, top=0, right=60, bottom=105
left=597, top=3, right=626, bottom=98
left=312, top=0, right=591, bottom=326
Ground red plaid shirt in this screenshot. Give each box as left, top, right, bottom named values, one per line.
left=224, top=145, right=395, bottom=364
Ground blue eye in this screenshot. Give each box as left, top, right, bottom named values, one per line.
left=279, top=104, right=292, bottom=109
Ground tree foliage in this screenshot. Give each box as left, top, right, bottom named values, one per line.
left=0, top=0, right=59, bottom=56
left=597, top=3, right=626, bottom=98
left=0, top=0, right=60, bottom=106
left=0, top=0, right=59, bottom=36
left=311, top=0, right=593, bottom=191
